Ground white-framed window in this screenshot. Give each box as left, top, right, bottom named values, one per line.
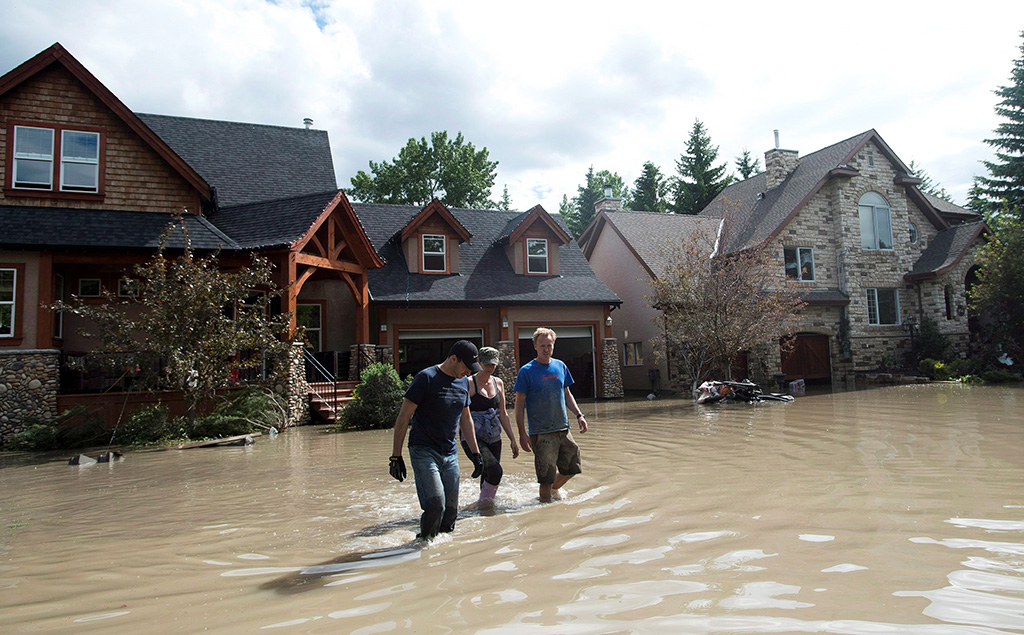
left=12, top=125, right=54, bottom=190
left=527, top=238, right=549, bottom=274
left=54, top=273, right=64, bottom=339
left=866, top=288, right=900, bottom=325
left=623, top=341, right=643, bottom=366
left=60, top=130, right=100, bottom=192
left=296, top=303, right=323, bottom=352
left=859, top=192, right=893, bottom=250
left=784, top=247, right=815, bottom=281
left=908, top=222, right=919, bottom=244
left=422, top=234, right=446, bottom=272
left=0, top=268, right=16, bottom=338
left=78, top=278, right=102, bottom=297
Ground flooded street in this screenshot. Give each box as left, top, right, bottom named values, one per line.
left=2, top=383, right=1024, bottom=633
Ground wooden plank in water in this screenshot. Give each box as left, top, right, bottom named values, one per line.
left=175, top=433, right=261, bottom=450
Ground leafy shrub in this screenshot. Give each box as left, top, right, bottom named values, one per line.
left=919, top=358, right=951, bottom=380
left=337, top=363, right=411, bottom=431
left=915, top=315, right=951, bottom=362
left=190, top=386, right=286, bottom=439
left=114, top=402, right=171, bottom=445
left=980, top=369, right=1023, bottom=383
left=8, top=405, right=109, bottom=451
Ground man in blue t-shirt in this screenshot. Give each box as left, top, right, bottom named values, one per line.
left=390, top=340, right=482, bottom=539
left=513, top=327, right=588, bottom=501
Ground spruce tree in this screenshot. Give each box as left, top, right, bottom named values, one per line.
left=734, top=148, right=761, bottom=180
left=673, top=120, right=734, bottom=215
left=562, top=166, right=627, bottom=236
left=909, top=160, right=953, bottom=203
left=974, top=31, right=1024, bottom=221
left=630, top=161, right=669, bottom=213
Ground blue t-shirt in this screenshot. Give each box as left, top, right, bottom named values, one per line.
left=405, top=365, right=470, bottom=454
left=513, top=358, right=574, bottom=436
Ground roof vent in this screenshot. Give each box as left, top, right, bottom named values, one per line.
left=303, top=117, right=314, bottom=129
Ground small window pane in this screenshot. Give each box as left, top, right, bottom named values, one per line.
left=61, top=162, right=99, bottom=190
left=867, top=288, right=899, bottom=325
left=859, top=206, right=876, bottom=249
left=78, top=278, right=101, bottom=297
left=0, top=270, right=14, bottom=302
left=527, top=238, right=548, bottom=273
left=422, top=235, right=445, bottom=272
left=14, top=158, right=53, bottom=188
left=908, top=223, right=918, bottom=244
left=799, top=249, right=814, bottom=281
left=875, top=207, right=893, bottom=249
left=62, top=131, right=99, bottom=161
left=14, top=127, right=53, bottom=157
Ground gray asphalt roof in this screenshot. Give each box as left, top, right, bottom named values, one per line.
left=0, top=206, right=237, bottom=251
left=907, top=220, right=987, bottom=279
left=208, top=190, right=342, bottom=249
left=352, top=202, right=620, bottom=305
left=136, top=113, right=338, bottom=209
left=594, top=210, right=723, bottom=277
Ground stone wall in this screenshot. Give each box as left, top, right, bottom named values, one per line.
left=600, top=338, right=624, bottom=398
left=494, top=340, right=518, bottom=390
left=0, top=349, right=60, bottom=447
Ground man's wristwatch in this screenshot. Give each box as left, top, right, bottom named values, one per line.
left=576, top=412, right=585, bottom=418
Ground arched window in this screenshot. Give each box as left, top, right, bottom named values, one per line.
left=944, top=285, right=953, bottom=320
left=908, top=222, right=918, bottom=244
left=858, top=192, right=893, bottom=250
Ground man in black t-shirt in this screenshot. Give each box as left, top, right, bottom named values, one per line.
left=390, top=340, right=483, bottom=539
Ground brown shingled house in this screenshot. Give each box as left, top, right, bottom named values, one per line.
left=0, top=43, right=383, bottom=438
left=580, top=130, right=989, bottom=391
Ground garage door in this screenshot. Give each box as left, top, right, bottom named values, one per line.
left=781, top=334, right=832, bottom=383
left=397, top=329, right=483, bottom=378
left=517, top=326, right=595, bottom=398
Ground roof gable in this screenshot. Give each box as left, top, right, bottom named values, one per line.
left=506, top=205, right=572, bottom=246
left=292, top=191, right=385, bottom=269
left=580, top=210, right=722, bottom=278
left=906, top=220, right=989, bottom=280
left=1, top=43, right=211, bottom=203
left=400, top=199, right=473, bottom=243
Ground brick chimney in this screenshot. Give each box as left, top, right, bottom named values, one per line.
left=764, top=129, right=799, bottom=189
left=594, top=183, right=623, bottom=213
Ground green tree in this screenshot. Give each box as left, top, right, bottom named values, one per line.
left=734, top=148, right=761, bottom=180
left=495, top=185, right=513, bottom=211
left=54, top=223, right=297, bottom=424
left=673, top=119, right=734, bottom=215
left=972, top=31, right=1024, bottom=222
left=909, top=160, right=952, bottom=202
left=562, top=166, right=627, bottom=236
left=629, top=161, right=670, bottom=213
left=969, top=217, right=1024, bottom=361
left=348, top=131, right=498, bottom=208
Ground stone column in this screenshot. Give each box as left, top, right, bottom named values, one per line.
left=277, top=341, right=309, bottom=428
left=348, top=343, right=378, bottom=381
left=600, top=338, right=624, bottom=398
left=377, top=345, right=394, bottom=370
left=1, top=349, right=60, bottom=448
left=495, top=340, right=517, bottom=388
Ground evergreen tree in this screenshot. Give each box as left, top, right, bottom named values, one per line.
left=629, top=161, right=670, bottom=213
left=973, top=31, right=1024, bottom=222
left=909, top=160, right=953, bottom=203
left=561, top=166, right=627, bottom=236
left=494, top=185, right=513, bottom=211
left=672, top=120, right=734, bottom=215
left=734, top=148, right=761, bottom=180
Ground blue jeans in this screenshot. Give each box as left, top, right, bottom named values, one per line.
left=409, top=445, right=460, bottom=539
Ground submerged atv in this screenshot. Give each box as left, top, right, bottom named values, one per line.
left=695, top=379, right=795, bottom=404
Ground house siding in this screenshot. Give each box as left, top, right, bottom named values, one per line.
left=0, top=65, right=198, bottom=212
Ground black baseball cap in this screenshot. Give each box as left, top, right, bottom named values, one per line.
left=449, top=340, right=483, bottom=372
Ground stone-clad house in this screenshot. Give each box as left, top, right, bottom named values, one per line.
left=354, top=200, right=624, bottom=399
left=579, top=130, right=988, bottom=391
left=0, top=43, right=384, bottom=439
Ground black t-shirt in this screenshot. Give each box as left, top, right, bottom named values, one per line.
left=405, top=365, right=470, bottom=454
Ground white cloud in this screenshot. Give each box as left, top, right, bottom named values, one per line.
left=2, top=0, right=1023, bottom=211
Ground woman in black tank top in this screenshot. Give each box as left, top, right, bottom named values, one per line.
left=461, top=347, right=519, bottom=507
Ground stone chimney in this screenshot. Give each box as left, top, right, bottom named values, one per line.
left=764, top=130, right=799, bottom=189
left=594, top=183, right=623, bottom=213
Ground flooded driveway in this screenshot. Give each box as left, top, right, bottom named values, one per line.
left=2, top=383, right=1023, bottom=633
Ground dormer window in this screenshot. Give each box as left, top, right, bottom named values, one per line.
left=527, top=238, right=549, bottom=274
left=422, top=234, right=446, bottom=272
left=8, top=123, right=103, bottom=196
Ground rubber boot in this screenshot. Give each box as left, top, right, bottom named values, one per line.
left=479, top=481, right=498, bottom=508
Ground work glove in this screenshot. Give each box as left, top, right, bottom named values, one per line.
left=389, top=455, right=407, bottom=482
left=470, top=452, right=483, bottom=479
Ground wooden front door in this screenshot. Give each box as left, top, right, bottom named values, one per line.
left=781, top=334, right=831, bottom=381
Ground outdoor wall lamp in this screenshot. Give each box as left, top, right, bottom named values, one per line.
left=957, top=304, right=966, bottom=317
left=605, top=315, right=613, bottom=327
left=501, top=317, right=509, bottom=328
left=380, top=323, right=387, bottom=332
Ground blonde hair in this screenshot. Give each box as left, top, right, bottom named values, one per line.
left=532, top=327, right=556, bottom=344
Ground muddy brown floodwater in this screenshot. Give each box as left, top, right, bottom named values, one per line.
left=1, top=383, right=1024, bottom=633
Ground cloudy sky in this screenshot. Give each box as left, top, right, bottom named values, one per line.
left=3, top=0, right=1023, bottom=212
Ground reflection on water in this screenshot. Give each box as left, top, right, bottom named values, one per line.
left=1, top=384, right=1023, bottom=633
